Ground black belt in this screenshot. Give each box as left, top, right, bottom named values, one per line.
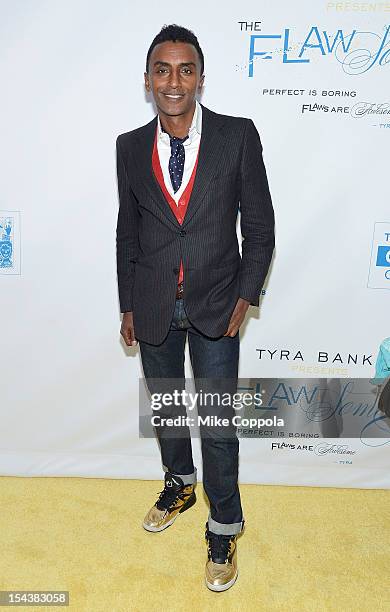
left=176, top=282, right=184, bottom=299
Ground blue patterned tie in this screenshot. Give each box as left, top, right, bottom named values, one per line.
left=169, top=135, right=189, bottom=193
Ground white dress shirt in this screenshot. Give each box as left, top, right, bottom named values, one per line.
left=156, top=99, right=202, bottom=205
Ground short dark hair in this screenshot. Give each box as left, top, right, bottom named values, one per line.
left=146, top=24, right=204, bottom=75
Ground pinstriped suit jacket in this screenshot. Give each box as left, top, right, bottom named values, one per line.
left=115, top=103, right=275, bottom=345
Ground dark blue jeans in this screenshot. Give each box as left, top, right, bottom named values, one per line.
left=139, top=298, right=244, bottom=535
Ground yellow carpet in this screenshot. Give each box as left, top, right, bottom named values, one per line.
left=0, top=477, right=389, bottom=611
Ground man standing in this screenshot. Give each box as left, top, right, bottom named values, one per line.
left=116, top=24, right=275, bottom=591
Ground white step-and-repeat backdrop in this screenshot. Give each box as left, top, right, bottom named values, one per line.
left=1, top=1, right=389, bottom=487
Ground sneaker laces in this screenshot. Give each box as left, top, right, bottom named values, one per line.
left=155, top=486, right=186, bottom=511
left=205, top=528, right=234, bottom=563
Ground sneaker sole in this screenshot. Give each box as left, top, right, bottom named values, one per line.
left=205, top=570, right=238, bottom=592
left=142, top=491, right=196, bottom=532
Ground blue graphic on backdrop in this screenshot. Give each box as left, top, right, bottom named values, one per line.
left=368, top=222, right=390, bottom=289
left=371, top=338, right=390, bottom=385
left=0, top=217, right=13, bottom=268
left=244, top=24, right=390, bottom=76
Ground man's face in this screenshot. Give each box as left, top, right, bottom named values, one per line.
left=144, top=41, right=204, bottom=117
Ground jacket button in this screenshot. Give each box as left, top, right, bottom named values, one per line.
left=179, top=230, right=186, bottom=237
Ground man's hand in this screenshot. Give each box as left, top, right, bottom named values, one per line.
left=223, top=298, right=251, bottom=337
left=120, top=312, right=138, bottom=346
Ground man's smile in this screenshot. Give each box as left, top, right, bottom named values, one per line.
left=162, top=93, right=185, bottom=100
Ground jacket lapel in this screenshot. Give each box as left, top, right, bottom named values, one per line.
left=133, top=103, right=227, bottom=228
left=183, top=104, right=227, bottom=226
left=133, top=116, right=180, bottom=228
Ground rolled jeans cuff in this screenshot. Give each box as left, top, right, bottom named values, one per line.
left=164, top=466, right=197, bottom=486
left=208, top=514, right=245, bottom=535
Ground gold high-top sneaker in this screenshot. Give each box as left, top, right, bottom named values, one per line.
left=142, top=472, right=196, bottom=532
left=204, top=523, right=238, bottom=592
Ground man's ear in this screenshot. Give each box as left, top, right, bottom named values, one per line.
left=144, top=71, right=150, bottom=92
left=198, top=74, right=205, bottom=92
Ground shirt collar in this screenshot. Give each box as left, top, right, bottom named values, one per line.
left=157, top=99, right=202, bottom=145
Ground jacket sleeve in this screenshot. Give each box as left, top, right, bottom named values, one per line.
left=116, top=135, right=139, bottom=313
left=238, top=119, right=275, bottom=307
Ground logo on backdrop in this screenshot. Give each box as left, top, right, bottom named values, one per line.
left=234, top=378, right=389, bottom=441
left=0, top=217, right=13, bottom=267
left=255, top=348, right=373, bottom=366
left=367, top=222, right=390, bottom=289
left=350, top=102, right=390, bottom=118
left=238, top=22, right=390, bottom=76
left=236, top=22, right=390, bottom=129
left=270, top=441, right=358, bottom=465
left=0, top=212, right=20, bottom=275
